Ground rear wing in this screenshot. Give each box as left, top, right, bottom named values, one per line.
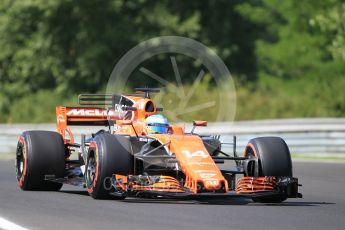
left=57, top=94, right=134, bottom=125
left=56, top=94, right=126, bottom=143
left=56, top=91, right=161, bottom=143
left=56, top=106, right=126, bottom=144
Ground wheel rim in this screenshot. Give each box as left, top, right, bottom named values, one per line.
left=16, top=144, right=24, bottom=180
left=244, top=144, right=259, bottom=177
left=86, top=154, right=96, bottom=187
left=244, top=144, right=256, bottom=158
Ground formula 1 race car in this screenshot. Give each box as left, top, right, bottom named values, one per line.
left=15, top=88, right=302, bottom=202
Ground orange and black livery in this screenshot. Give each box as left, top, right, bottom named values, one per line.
left=15, top=88, right=302, bottom=202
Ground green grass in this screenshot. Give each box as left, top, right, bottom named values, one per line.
left=2, top=74, right=345, bottom=123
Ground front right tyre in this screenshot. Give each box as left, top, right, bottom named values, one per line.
left=244, top=136, right=293, bottom=203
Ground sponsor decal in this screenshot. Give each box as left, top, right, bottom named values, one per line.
left=67, top=109, right=115, bottom=117
left=199, top=173, right=216, bottom=179
left=182, top=150, right=209, bottom=159
left=204, top=180, right=220, bottom=187
left=57, top=114, right=65, bottom=124
left=195, top=170, right=217, bottom=179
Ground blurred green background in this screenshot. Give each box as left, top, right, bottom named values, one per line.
left=0, top=0, right=344, bottom=123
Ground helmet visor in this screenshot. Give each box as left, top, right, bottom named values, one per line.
left=147, top=123, right=169, bottom=134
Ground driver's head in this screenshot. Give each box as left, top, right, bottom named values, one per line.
left=145, top=114, right=169, bottom=134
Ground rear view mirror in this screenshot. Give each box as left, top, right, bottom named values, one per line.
left=193, top=120, right=208, bottom=127
left=191, top=120, right=208, bottom=134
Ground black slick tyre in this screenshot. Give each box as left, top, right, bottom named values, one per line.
left=244, top=136, right=292, bottom=203
left=85, top=133, right=133, bottom=199
left=16, top=131, right=65, bottom=191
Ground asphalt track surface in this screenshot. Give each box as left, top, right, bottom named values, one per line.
left=1, top=160, right=345, bottom=230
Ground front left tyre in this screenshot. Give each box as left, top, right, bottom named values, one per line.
left=85, top=133, right=133, bottom=199
left=16, top=131, right=66, bottom=191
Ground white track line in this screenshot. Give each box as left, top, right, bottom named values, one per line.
left=0, top=217, right=29, bottom=230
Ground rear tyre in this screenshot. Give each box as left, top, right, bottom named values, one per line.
left=85, top=133, right=133, bottom=199
left=244, top=136, right=292, bottom=203
left=16, top=131, right=65, bottom=191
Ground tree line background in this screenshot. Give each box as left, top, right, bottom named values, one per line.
left=0, top=0, right=344, bottom=123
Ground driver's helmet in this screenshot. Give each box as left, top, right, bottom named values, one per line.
left=145, top=114, right=169, bottom=134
